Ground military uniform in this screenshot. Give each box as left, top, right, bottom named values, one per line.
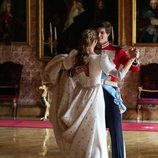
left=95, top=42, right=140, bottom=158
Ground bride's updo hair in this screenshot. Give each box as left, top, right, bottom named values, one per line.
left=76, top=28, right=97, bottom=66
left=81, top=29, right=97, bottom=48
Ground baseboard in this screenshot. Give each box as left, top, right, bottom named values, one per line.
left=123, top=108, right=158, bottom=121
left=0, top=104, right=45, bottom=119
left=1, top=105, right=158, bottom=121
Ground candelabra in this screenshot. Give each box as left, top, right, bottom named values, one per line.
left=43, top=23, right=58, bottom=57
left=44, top=38, right=57, bottom=57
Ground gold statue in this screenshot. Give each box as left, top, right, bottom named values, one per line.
left=39, top=84, right=50, bottom=121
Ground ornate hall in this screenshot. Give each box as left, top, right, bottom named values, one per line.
left=0, top=0, right=158, bottom=158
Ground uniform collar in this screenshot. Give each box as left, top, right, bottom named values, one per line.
left=96, top=42, right=110, bottom=49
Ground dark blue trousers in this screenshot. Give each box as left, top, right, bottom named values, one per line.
left=103, top=88, right=124, bottom=158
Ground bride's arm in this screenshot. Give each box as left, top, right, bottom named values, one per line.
left=100, top=54, right=136, bottom=80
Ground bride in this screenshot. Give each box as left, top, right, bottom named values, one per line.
left=43, top=28, right=136, bottom=158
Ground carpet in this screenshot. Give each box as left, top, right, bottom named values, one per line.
left=0, top=119, right=158, bottom=131
left=122, top=122, right=158, bottom=132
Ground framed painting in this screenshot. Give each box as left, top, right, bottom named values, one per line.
left=39, top=0, right=123, bottom=60
left=0, top=0, right=30, bottom=45
left=132, top=0, right=158, bottom=46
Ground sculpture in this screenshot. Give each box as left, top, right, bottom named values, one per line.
left=39, top=84, right=50, bottom=121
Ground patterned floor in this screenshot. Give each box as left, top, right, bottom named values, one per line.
left=0, top=125, right=158, bottom=158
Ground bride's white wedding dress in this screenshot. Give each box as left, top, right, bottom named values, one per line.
left=43, top=50, right=126, bottom=158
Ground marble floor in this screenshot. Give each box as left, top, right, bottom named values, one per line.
left=0, top=127, right=158, bottom=158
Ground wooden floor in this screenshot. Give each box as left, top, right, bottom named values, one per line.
left=0, top=126, right=158, bottom=158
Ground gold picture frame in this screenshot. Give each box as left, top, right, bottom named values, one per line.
left=38, top=0, right=124, bottom=60
left=132, top=0, right=158, bottom=46
left=0, top=0, right=30, bottom=45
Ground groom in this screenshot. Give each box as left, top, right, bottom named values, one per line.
left=94, top=20, right=140, bottom=158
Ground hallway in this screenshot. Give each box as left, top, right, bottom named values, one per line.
left=0, top=126, right=158, bottom=158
